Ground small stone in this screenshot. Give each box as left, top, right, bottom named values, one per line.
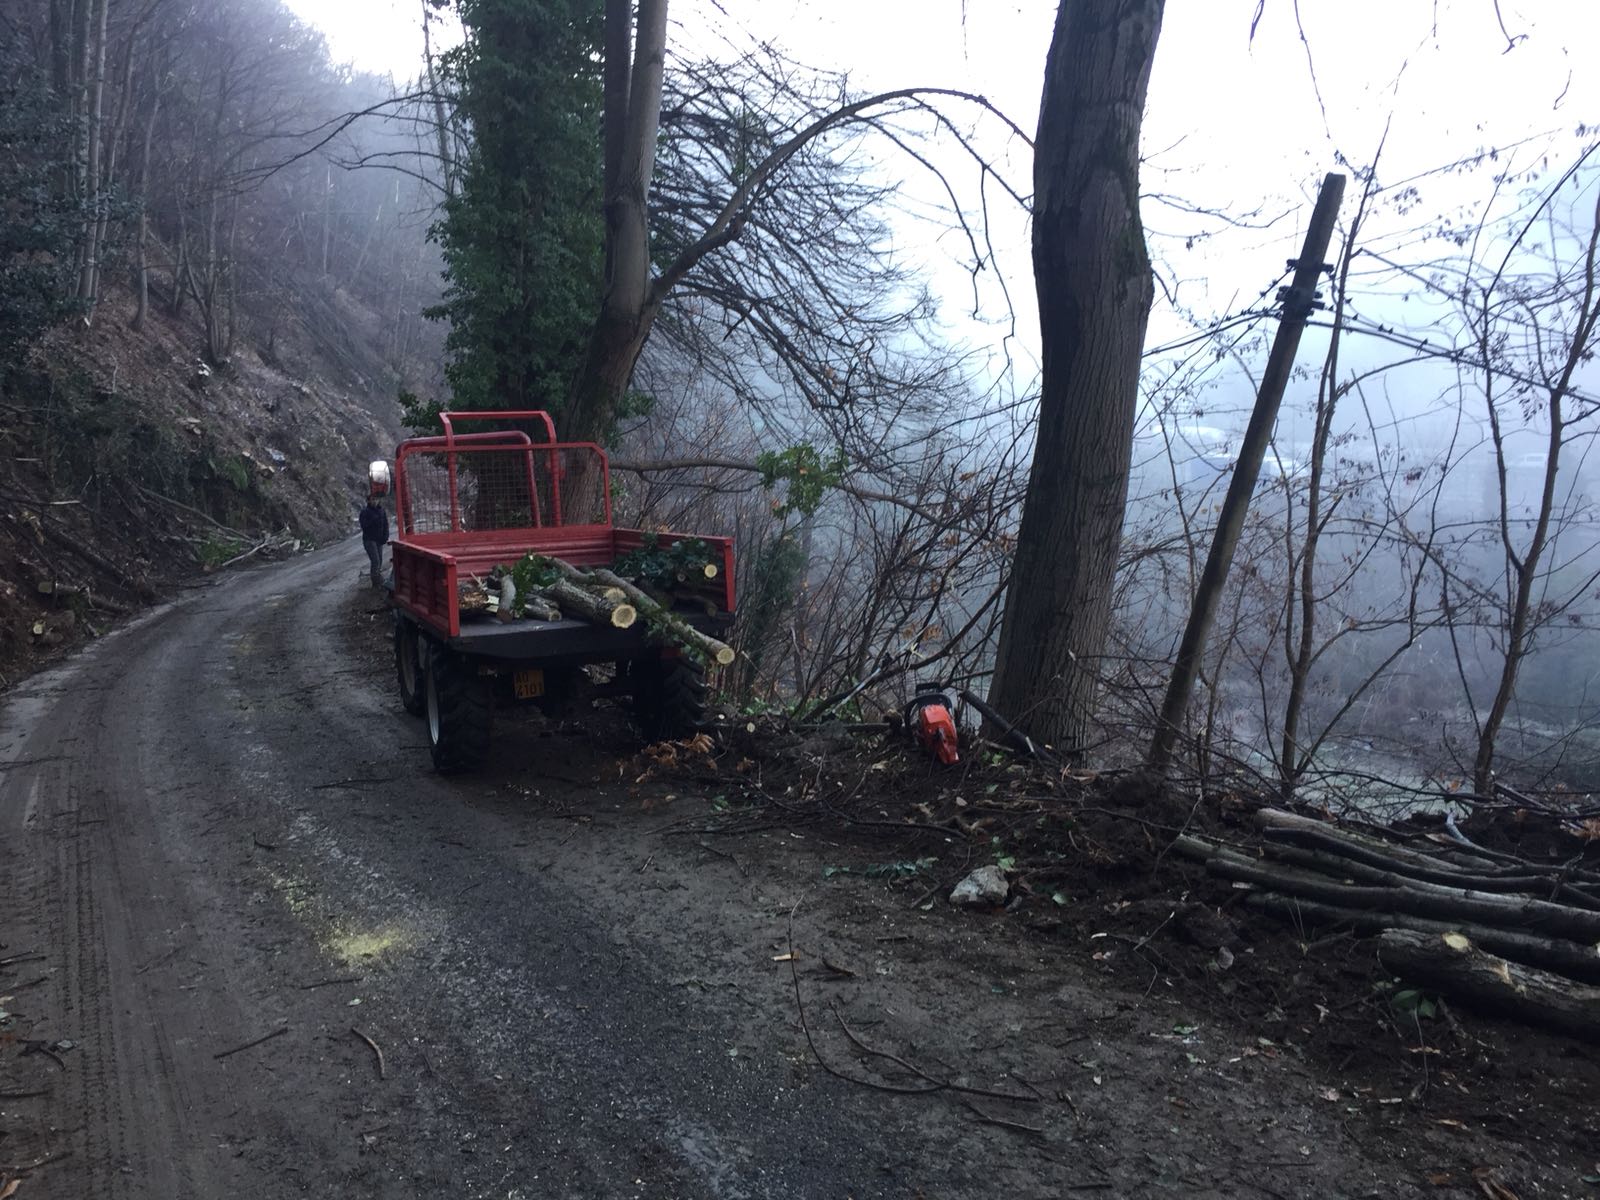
left=949, top=864, right=1009, bottom=907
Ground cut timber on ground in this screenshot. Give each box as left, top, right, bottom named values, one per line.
left=1378, top=929, right=1600, bottom=1043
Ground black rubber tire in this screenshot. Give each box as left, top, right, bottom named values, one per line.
left=636, top=655, right=707, bottom=741
left=424, top=642, right=494, bottom=773
left=395, top=618, right=426, bottom=716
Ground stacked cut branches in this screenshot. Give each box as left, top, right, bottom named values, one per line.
left=1173, top=808, right=1600, bottom=1041
left=548, top=559, right=735, bottom=667
left=456, top=551, right=735, bottom=668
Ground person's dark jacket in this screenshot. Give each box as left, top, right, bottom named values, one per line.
left=359, top=503, right=389, bottom=544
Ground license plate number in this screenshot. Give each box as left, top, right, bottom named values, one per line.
left=513, top=669, right=545, bottom=699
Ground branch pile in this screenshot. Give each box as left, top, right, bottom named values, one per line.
left=1174, top=808, right=1600, bottom=1041
left=456, top=547, right=734, bottom=667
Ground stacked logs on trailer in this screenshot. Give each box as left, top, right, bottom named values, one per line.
left=455, top=537, right=734, bottom=668
left=1174, top=808, right=1600, bottom=1042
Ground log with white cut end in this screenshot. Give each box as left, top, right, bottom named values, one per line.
left=544, top=578, right=636, bottom=628
left=1244, top=892, right=1600, bottom=983
left=542, top=557, right=735, bottom=666
left=588, top=566, right=734, bottom=666
left=1378, top=928, right=1600, bottom=1043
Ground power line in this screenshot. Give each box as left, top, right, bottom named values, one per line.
left=1305, top=313, right=1600, bottom=415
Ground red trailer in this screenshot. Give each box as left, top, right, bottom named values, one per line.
left=386, top=411, right=735, bottom=772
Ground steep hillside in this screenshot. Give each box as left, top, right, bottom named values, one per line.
left=0, top=275, right=422, bottom=687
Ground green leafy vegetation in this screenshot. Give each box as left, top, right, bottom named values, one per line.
left=755, top=444, right=846, bottom=517
left=197, top=534, right=247, bottom=570
left=421, top=0, right=605, bottom=424
left=610, top=533, right=717, bottom=590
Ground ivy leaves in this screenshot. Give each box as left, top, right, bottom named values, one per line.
left=755, top=443, right=846, bottom=517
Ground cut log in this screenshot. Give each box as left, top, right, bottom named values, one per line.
left=1377, top=928, right=1600, bottom=1043
left=1259, top=843, right=1600, bottom=913
left=1256, top=807, right=1600, bottom=893
left=1173, top=835, right=1600, bottom=942
left=545, top=578, right=636, bottom=629
left=641, top=584, right=717, bottom=618
left=1256, top=809, right=1500, bottom=875
left=1245, top=892, right=1600, bottom=984
left=546, top=559, right=735, bottom=667
left=519, top=595, right=561, bottom=622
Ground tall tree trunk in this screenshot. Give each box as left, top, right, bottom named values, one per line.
left=131, top=92, right=160, bottom=331
left=985, top=0, right=1165, bottom=752
left=48, top=0, right=72, bottom=99
left=563, top=0, right=668, bottom=446
left=421, top=0, right=456, bottom=200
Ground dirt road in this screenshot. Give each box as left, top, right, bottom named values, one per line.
left=0, top=543, right=1520, bottom=1198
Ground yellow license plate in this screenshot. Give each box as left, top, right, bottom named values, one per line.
left=513, top=669, right=545, bottom=699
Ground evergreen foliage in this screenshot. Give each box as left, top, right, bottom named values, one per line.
left=610, top=534, right=716, bottom=590
left=421, top=0, right=605, bottom=427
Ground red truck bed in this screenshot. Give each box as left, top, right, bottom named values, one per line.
left=386, top=411, right=734, bottom=643
left=392, top=525, right=735, bottom=642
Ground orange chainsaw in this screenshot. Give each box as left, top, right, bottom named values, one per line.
left=904, top=683, right=960, bottom=765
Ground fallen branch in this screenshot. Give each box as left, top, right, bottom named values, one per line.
left=213, top=1025, right=288, bottom=1060
left=134, top=483, right=246, bottom=536
left=1245, top=892, right=1600, bottom=983
left=962, top=1099, right=1046, bottom=1135
left=1257, top=809, right=1501, bottom=878
left=1378, top=928, right=1600, bottom=1043
left=1258, top=842, right=1600, bottom=913
left=213, top=537, right=271, bottom=571
left=785, top=899, right=1038, bottom=1104
left=2, top=496, right=152, bottom=597
left=1174, top=835, right=1600, bottom=943
left=351, top=1026, right=385, bottom=1079
left=785, top=900, right=941, bottom=1097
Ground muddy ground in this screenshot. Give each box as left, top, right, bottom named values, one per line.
left=1, top=540, right=1597, bottom=1199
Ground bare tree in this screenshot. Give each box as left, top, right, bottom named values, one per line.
left=986, top=0, right=1165, bottom=755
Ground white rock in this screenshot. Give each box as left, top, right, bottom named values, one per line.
left=949, top=864, right=1009, bottom=907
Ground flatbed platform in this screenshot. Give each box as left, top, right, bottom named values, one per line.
left=446, top=610, right=732, bottom=663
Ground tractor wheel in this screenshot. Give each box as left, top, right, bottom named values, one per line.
left=394, top=618, right=426, bottom=716
left=636, top=655, right=707, bottom=741
left=424, top=642, right=494, bottom=773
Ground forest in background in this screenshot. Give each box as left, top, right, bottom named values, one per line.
left=3, top=0, right=1597, bottom=806
left=0, top=0, right=446, bottom=678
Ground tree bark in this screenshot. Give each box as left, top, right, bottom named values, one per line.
left=563, top=0, right=668, bottom=447
left=985, top=0, right=1165, bottom=754
left=1378, top=928, right=1600, bottom=1043
left=1176, top=836, right=1600, bottom=943
left=131, top=92, right=159, bottom=330
left=75, top=0, right=110, bottom=308
left=1245, top=894, right=1600, bottom=984
left=1255, top=808, right=1503, bottom=878
left=544, top=578, right=636, bottom=628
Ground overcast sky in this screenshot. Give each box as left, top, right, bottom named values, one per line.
left=284, top=0, right=1600, bottom=446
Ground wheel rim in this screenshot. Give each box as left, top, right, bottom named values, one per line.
left=426, top=657, right=441, bottom=745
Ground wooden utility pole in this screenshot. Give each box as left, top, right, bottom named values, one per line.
left=1147, top=171, right=1346, bottom=773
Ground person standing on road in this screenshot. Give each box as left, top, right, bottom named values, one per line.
left=359, top=495, right=389, bottom=587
